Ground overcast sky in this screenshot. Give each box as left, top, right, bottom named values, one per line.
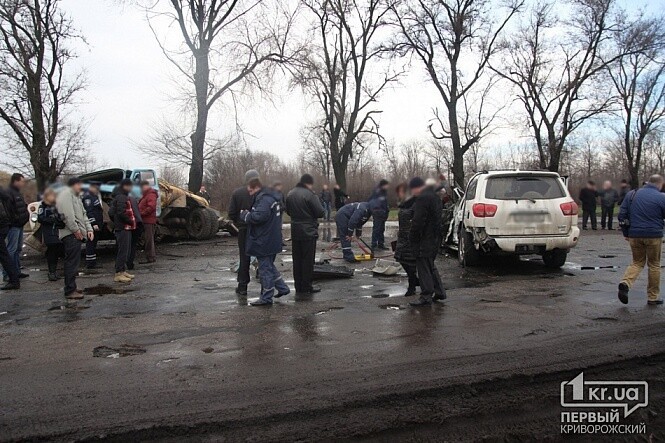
left=60, top=0, right=662, bottom=170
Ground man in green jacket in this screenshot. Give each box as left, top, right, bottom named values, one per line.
left=56, top=178, right=94, bottom=299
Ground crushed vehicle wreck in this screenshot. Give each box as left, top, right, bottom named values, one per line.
left=443, top=170, right=580, bottom=268
left=28, top=168, right=237, bottom=243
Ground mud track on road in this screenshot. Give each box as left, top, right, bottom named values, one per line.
left=84, top=353, right=665, bottom=443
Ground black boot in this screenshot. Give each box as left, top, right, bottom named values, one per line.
left=48, top=272, right=59, bottom=281
left=0, top=282, right=20, bottom=290
left=235, top=285, right=248, bottom=296
left=404, top=287, right=417, bottom=297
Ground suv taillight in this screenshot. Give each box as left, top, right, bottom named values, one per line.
left=560, top=201, right=579, bottom=216
left=472, top=203, right=498, bottom=217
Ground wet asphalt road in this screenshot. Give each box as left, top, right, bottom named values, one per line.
left=1, top=223, right=665, bottom=441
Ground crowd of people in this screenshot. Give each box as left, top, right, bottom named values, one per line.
left=0, top=174, right=158, bottom=298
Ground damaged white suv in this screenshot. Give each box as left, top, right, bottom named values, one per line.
left=448, top=170, right=580, bottom=268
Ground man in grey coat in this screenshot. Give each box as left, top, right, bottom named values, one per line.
left=56, top=178, right=94, bottom=299
left=599, top=180, right=619, bottom=230
left=286, top=174, right=325, bottom=295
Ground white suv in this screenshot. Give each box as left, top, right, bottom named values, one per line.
left=447, top=170, right=580, bottom=268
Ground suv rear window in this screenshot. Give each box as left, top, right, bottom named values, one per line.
left=485, top=176, right=566, bottom=200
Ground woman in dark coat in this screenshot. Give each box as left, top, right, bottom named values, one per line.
left=37, top=188, right=64, bottom=281
left=394, top=183, right=419, bottom=296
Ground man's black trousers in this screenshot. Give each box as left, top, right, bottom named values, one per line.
left=292, top=238, right=317, bottom=293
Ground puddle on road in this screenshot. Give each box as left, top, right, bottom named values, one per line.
left=379, top=304, right=403, bottom=310
left=315, top=307, right=344, bottom=315
left=93, top=344, right=146, bottom=358
left=84, top=285, right=134, bottom=295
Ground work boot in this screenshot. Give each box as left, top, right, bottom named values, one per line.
left=114, top=272, right=132, bottom=283
left=344, top=256, right=359, bottom=264
left=409, top=297, right=432, bottom=307
left=404, top=287, right=417, bottom=297
left=275, top=289, right=291, bottom=298
left=618, top=282, right=629, bottom=304
left=433, top=291, right=447, bottom=302
left=123, top=271, right=135, bottom=279
left=0, top=282, right=20, bottom=290
left=250, top=299, right=273, bottom=306
left=648, top=299, right=664, bottom=306
left=235, top=285, right=248, bottom=296
left=19, top=273, right=29, bottom=279
left=376, top=245, right=389, bottom=251
left=48, top=272, right=59, bottom=282
left=65, top=290, right=84, bottom=300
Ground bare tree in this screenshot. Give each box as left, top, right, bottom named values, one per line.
left=493, top=0, right=636, bottom=173
left=296, top=0, right=400, bottom=191
left=0, top=0, right=86, bottom=191
left=391, top=0, right=522, bottom=187
left=143, top=0, right=301, bottom=192
left=607, top=14, right=665, bottom=188
left=300, top=123, right=333, bottom=181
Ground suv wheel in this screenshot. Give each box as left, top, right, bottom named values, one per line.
left=458, top=226, right=480, bottom=267
left=542, top=249, right=567, bottom=269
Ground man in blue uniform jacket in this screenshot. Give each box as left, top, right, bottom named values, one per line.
left=82, top=183, right=104, bottom=269
left=335, top=201, right=372, bottom=263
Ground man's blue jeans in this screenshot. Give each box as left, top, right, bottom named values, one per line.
left=2, top=227, right=22, bottom=279
left=322, top=202, right=331, bottom=221
left=257, top=255, right=289, bottom=303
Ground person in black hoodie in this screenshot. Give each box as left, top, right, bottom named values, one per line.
left=38, top=188, right=65, bottom=281
left=578, top=181, right=598, bottom=230
left=3, top=173, right=29, bottom=282
left=408, top=177, right=446, bottom=307
left=394, top=183, right=419, bottom=297
left=0, top=187, right=19, bottom=290
left=228, top=169, right=258, bottom=296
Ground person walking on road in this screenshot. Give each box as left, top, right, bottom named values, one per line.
left=139, top=181, right=158, bottom=263
left=579, top=181, right=598, bottom=230
left=599, top=180, right=619, bottom=230
left=56, top=178, right=94, bottom=299
left=286, top=174, right=325, bottom=295
left=320, top=184, right=333, bottom=221
left=109, top=179, right=137, bottom=284
left=82, top=183, right=103, bottom=269
left=333, top=184, right=349, bottom=211
left=3, top=173, right=29, bottom=282
left=394, top=183, right=419, bottom=297
left=0, top=188, right=19, bottom=290
left=368, top=179, right=390, bottom=250
left=241, top=177, right=290, bottom=306
left=408, top=177, right=446, bottom=307
left=334, top=201, right=372, bottom=263
left=228, top=170, right=258, bottom=296
left=617, top=175, right=665, bottom=306
left=38, top=188, right=65, bottom=281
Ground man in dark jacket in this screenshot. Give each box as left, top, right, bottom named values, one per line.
left=228, top=169, right=258, bottom=296
left=0, top=188, right=19, bottom=290
left=394, top=183, right=418, bottom=296
left=598, top=180, right=619, bottom=230
left=3, top=173, right=29, bottom=282
left=197, top=185, right=211, bottom=203
left=618, top=179, right=631, bottom=205
left=578, top=181, right=598, bottom=230
left=82, top=183, right=104, bottom=269
left=320, top=184, right=332, bottom=221
left=335, top=201, right=372, bottom=263
left=333, top=184, right=349, bottom=211
left=139, top=181, right=158, bottom=263
left=241, top=177, right=289, bottom=306
left=408, top=177, right=446, bottom=307
left=109, top=179, right=137, bottom=284
left=368, top=179, right=390, bottom=250
left=127, top=191, right=143, bottom=271
left=617, top=175, right=665, bottom=305
left=286, top=174, right=325, bottom=295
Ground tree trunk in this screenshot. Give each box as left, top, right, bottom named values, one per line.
left=331, top=151, right=347, bottom=191
left=188, top=49, right=210, bottom=192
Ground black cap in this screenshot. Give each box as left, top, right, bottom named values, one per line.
left=68, top=177, right=81, bottom=186
left=300, top=174, right=314, bottom=185
left=408, top=177, right=425, bottom=189
left=120, top=178, right=133, bottom=186
left=379, top=179, right=389, bottom=187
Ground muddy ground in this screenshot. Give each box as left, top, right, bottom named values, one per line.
left=1, top=223, right=665, bottom=442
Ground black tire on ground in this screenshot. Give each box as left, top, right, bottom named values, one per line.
left=186, top=207, right=214, bottom=240
left=202, top=208, right=220, bottom=238
left=458, top=226, right=481, bottom=267
left=542, top=249, right=568, bottom=269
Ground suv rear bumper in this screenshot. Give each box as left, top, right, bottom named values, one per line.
left=491, top=227, right=580, bottom=253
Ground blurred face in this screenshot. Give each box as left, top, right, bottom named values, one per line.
left=122, top=183, right=132, bottom=194
left=12, top=177, right=25, bottom=190
left=43, top=190, right=56, bottom=205
left=334, top=184, right=340, bottom=189
left=89, top=185, right=99, bottom=195
left=72, top=183, right=82, bottom=194
left=274, top=184, right=283, bottom=192
left=396, top=187, right=407, bottom=201
left=603, top=181, right=611, bottom=190
left=381, top=183, right=389, bottom=191
left=411, top=185, right=425, bottom=196
left=201, top=186, right=206, bottom=191
left=141, top=184, right=151, bottom=193
left=248, top=185, right=261, bottom=196
left=323, top=184, right=328, bottom=190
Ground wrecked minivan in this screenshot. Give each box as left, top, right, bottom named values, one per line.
left=444, top=170, right=580, bottom=268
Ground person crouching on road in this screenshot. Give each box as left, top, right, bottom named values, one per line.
left=241, top=177, right=290, bottom=306
left=408, top=177, right=446, bottom=307
left=109, top=179, right=137, bottom=283
left=394, top=182, right=419, bottom=297
left=334, top=201, right=372, bottom=263
left=617, top=174, right=665, bottom=306
left=139, top=181, right=158, bottom=263
left=82, top=183, right=103, bottom=269
left=38, top=188, right=65, bottom=281
left=228, top=170, right=259, bottom=296
left=0, top=187, right=20, bottom=290
left=56, top=178, right=94, bottom=299
left=286, top=174, right=325, bottom=295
